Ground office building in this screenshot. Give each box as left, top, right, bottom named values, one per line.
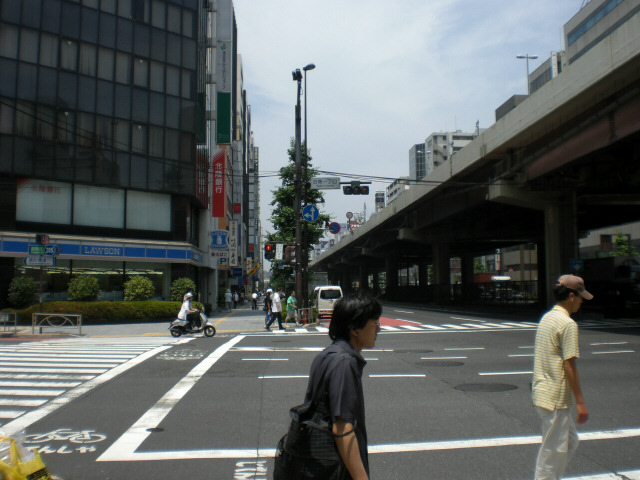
left=0, top=0, right=258, bottom=307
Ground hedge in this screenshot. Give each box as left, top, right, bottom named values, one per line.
left=4, top=300, right=204, bottom=324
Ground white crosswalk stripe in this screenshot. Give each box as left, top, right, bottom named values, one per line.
left=0, top=337, right=180, bottom=428
left=273, top=318, right=638, bottom=335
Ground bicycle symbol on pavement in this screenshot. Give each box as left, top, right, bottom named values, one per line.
left=24, top=428, right=107, bottom=454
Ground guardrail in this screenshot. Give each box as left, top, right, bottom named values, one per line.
left=32, top=313, right=82, bottom=335
left=1, top=311, right=17, bottom=334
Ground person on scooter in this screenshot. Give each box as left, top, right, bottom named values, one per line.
left=178, top=292, right=198, bottom=330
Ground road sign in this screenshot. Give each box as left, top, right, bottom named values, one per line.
left=44, top=245, right=60, bottom=256
left=310, top=177, right=340, bottom=190
left=302, top=205, right=319, bottom=222
left=328, top=222, right=341, bottom=234
left=275, top=243, right=284, bottom=261
left=24, top=256, right=56, bottom=267
left=346, top=211, right=353, bottom=219
left=29, top=245, right=45, bottom=255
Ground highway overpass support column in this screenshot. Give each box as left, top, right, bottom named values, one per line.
left=385, top=256, right=398, bottom=299
left=433, top=243, right=451, bottom=304
left=359, top=265, right=368, bottom=291
left=543, top=194, right=578, bottom=305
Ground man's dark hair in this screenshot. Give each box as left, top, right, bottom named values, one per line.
left=329, top=291, right=382, bottom=341
left=553, top=284, right=577, bottom=302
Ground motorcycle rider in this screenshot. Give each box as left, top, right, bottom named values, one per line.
left=178, top=292, right=198, bottom=330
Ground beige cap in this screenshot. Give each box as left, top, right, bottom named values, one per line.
left=557, top=274, right=593, bottom=300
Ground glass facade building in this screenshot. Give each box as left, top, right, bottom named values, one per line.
left=0, top=0, right=209, bottom=304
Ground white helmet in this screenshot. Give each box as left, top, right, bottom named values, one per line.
left=185, top=292, right=193, bottom=298
left=266, top=288, right=273, bottom=293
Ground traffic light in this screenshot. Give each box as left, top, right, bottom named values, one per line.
left=343, top=181, right=370, bottom=195
left=35, top=233, right=49, bottom=245
left=264, top=243, right=274, bottom=260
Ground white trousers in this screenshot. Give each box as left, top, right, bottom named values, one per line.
left=534, top=406, right=579, bottom=480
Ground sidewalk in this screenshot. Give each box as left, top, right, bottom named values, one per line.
left=1, top=304, right=319, bottom=339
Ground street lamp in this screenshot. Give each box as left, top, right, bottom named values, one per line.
left=516, top=54, right=538, bottom=95
left=292, top=68, right=303, bottom=305
left=301, top=63, right=315, bottom=309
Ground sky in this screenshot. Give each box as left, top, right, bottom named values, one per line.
left=232, top=0, right=585, bottom=239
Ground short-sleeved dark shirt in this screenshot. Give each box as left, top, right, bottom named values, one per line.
left=305, top=338, right=368, bottom=476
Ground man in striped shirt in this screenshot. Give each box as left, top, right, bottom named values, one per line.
left=532, top=274, right=592, bottom=480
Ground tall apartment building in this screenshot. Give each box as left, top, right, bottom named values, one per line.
left=424, top=130, right=477, bottom=175
left=0, top=0, right=258, bottom=307
left=409, top=144, right=426, bottom=181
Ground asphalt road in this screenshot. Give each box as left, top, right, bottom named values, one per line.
left=1, top=305, right=639, bottom=479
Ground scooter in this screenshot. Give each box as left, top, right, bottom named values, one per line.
left=169, top=308, right=216, bottom=337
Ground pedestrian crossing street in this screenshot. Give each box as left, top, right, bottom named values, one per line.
left=0, top=337, right=180, bottom=429
left=274, top=318, right=638, bottom=334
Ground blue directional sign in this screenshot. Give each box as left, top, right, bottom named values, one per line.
left=44, top=245, right=60, bottom=256
left=302, top=205, right=319, bottom=223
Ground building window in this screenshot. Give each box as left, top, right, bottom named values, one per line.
left=115, top=52, right=131, bottom=84
left=61, top=40, right=78, bottom=70
left=97, top=48, right=115, bottom=80
left=600, top=234, right=612, bottom=252
left=133, top=58, right=148, bottom=87
left=19, top=29, right=39, bottom=64
left=79, top=44, right=97, bottom=76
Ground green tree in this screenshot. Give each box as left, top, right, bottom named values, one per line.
left=613, top=233, right=638, bottom=256
left=267, top=140, right=331, bottom=289
left=170, top=277, right=196, bottom=302
left=7, top=277, right=37, bottom=308
left=123, top=276, right=155, bottom=301
left=67, top=276, right=101, bottom=301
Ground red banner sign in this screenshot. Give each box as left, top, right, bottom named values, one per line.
left=212, top=150, right=226, bottom=218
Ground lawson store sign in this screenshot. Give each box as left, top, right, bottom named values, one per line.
left=0, top=235, right=205, bottom=266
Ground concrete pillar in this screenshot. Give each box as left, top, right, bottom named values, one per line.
left=432, top=243, right=451, bottom=303
left=385, top=256, right=398, bottom=298
left=460, top=252, right=474, bottom=302
left=359, top=265, right=368, bottom=290
left=544, top=194, right=578, bottom=304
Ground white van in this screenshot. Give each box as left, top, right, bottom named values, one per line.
left=314, top=286, right=343, bottom=318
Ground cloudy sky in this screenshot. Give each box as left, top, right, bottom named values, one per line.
left=232, top=0, right=584, bottom=237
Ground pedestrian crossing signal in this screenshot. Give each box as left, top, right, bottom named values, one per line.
left=264, top=243, right=274, bottom=260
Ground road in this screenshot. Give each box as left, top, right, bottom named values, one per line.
left=1, top=305, right=639, bottom=479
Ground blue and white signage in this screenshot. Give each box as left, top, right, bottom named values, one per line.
left=210, top=230, right=229, bottom=250
left=82, top=245, right=122, bottom=256
left=24, top=256, right=55, bottom=267
left=302, top=205, right=319, bottom=223
left=328, top=222, right=340, bottom=234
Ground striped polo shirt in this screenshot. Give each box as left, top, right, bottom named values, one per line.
left=532, top=305, right=579, bottom=410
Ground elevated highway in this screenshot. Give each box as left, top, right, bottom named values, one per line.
left=311, top=11, right=640, bottom=308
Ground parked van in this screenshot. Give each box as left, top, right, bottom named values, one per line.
left=314, top=285, right=343, bottom=318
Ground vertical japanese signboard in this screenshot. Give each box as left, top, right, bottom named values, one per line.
left=216, top=0, right=232, bottom=145
left=228, top=219, right=238, bottom=267
left=212, top=150, right=225, bottom=218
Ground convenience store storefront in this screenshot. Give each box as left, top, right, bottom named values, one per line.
left=0, top=232, right=206, bottom=302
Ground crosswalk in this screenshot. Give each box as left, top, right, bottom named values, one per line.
left=0, top=337, right=180, bottom=429
left=273, top=318, right=638, bottom=334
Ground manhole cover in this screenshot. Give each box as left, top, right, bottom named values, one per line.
left=395, top=349, right=434, bottom=354
left=417, top=360, right=464, bottom=367
left=455, top=383, right=518, bottom=392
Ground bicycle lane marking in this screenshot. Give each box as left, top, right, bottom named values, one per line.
left=97, top=335, right=245, bottom=462
left=0, top=340, right=189, bottom=436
